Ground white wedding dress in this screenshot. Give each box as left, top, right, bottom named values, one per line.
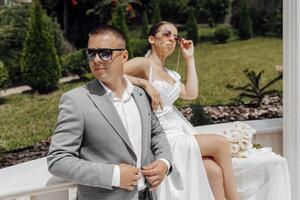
left=148, top=64, right=215, bottom=200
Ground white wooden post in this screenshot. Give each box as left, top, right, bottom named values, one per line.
left=283, top=0, right=300, bottom=199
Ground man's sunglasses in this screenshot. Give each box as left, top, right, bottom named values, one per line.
left=83, top=48, right=125, bottom=62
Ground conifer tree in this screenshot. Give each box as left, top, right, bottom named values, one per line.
left=238, top=0, right=253, bottom=40
left=152, top=0, right=161, bottom=24
left=186, top=8, right=199, bottom=45
left=112, top=4, right=132, bottom=57
left=21, top=0, right=61, bottom=93
left=140, top=10, right=149, bottom=39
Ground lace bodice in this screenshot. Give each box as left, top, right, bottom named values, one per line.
left=149, top=64, right=181, bottom=118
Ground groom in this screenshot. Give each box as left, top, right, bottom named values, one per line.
left=47, top=25, right=172, bottom=200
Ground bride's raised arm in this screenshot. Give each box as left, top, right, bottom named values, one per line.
left=178, top=39, right=199, bottom=100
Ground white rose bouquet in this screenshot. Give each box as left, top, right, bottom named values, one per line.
left=224, top=122, right=256, bottom=158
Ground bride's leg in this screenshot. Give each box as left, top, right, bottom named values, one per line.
left=194, top=134, right=240, bottom=200
left=203, top=157, right=226, bottom=200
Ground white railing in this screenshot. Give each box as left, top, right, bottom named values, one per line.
left=0, top=157, right=76, bottom=200
left=0, top=118, right=290, bottom=200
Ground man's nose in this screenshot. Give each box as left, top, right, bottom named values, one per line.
left=93, top=53, right=102, bottom=62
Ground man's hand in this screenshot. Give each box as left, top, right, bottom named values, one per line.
left=141, top=160, right=168, bottom=191
left=120, top=164, right=141, bottom=191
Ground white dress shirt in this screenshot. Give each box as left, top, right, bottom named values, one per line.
left=99, top=78, right=170, bottom=194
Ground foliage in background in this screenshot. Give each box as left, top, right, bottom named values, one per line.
left=214, top=25, right=231, bottom=43
left=21, top=0, right=61, bottom=94
left=160, top=0, right=187, bottom=23
left=190, top=104, right=212, bottom=126
left=196, top=24, right=234, bottom=42
left=130, top=39, right=148, bottom=57
left=43, top=0, right=89, bottom=48
left=140, top=10, right=149, bottom=39
left=82, top=73, right=95, bottom=81
left=61, top=50, right=89, bottom=79
left=112, top=3, right=132, bottom=58
left=41, top=0, right=143, bottom=48
left=151, top=0, right=161, bottom=23
left=267, top=5, right=282, bottom=36
left=0, top=61, right=9, bottom=91
left=238, top=0, right=253, bottom=40
left=226, top=69, right=283, bottom=106
left=200, top=0, right=230, bottom=27
left=186, top=7, right=199, bottom=45
left=0, top=5, right=30, bottom=85
left=0, top=5, right=66, bottom=86
left=231, top=0, right=282, bottom=37
left=39, top=0, right=282, bottom=48
left=248, top=0, right=282, bottom=36
left=85, top=0, right=142, bottom=23
left=46, top=18, right=66, bottom=56
left=195, top=0, right=230, bottom=27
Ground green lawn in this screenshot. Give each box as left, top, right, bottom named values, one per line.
left=0, top=36, right=282, bottom=154
left=0, top=81, right=85, bottom=153
left=168, top=37, right=283, bottom=106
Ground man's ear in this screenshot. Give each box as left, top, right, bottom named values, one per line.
left=148, top=36, right=155, bottom=45
left=122, top=50, right=129, bottom=62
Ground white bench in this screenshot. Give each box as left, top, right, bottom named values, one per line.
left=196, top=118, right=291, bottom=200
left=0, top=119, right=291, bottom=200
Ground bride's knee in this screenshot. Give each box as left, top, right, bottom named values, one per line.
left=212, top=134, right=230, bottom=153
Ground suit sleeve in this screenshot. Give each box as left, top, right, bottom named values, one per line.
left=150, top=110, right=173, bottom=174
left=47, top=93, right=114, bottom=190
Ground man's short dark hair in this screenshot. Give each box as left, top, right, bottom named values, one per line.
left=88, top=24, right=126, bottom=47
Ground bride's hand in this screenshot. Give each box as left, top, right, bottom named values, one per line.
left=179, top=38, right=194, bottom=60
left=144, top=82, right=164, bottom=111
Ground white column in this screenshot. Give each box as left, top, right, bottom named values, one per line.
left=283, top=0, right=300, bottom=199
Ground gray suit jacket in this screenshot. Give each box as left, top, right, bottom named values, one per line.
left=47, top=79, right=173, bottom=200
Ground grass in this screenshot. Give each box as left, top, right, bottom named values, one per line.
left=0, top=81, right=85, bottom=153
left=0, top=36, right=282, bottom=153
left=166, top=37, right=282, bottom=106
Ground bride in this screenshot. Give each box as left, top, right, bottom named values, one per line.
left=124, top=21, right=239, bottom=200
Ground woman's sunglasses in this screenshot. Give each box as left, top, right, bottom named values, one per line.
left=83, top=48, right=125, bottom=62
left=159, top=29, right=182, bottom=44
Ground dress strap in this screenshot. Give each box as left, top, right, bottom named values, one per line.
left=148, top=59, right=154, bottom=82
left=166, top=68, right=181, bottom=82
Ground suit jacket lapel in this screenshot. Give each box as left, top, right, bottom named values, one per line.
left=132, top=87, right=149, bottom=163
left=86, top=79, right=136, bottom=158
